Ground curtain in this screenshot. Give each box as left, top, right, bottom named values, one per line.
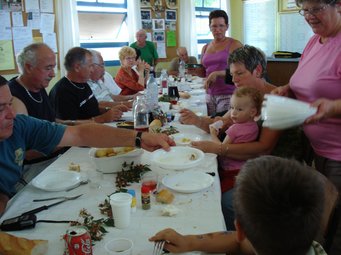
left=127, top=0, right=141, bottom=45
left=56, top=0, right=80, bottom=77
left=179, top=0, right=198, bottom=59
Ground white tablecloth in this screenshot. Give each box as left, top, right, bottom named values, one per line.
left=1, top=89, right=226, bottom=255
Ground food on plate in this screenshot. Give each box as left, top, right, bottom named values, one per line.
left=156, top=126, right=179, bottom=135
left=95, top=147, right=134, bottom=158
left=189, top=154, right=197, bottom=160
left=149, top=119, right=162, bottom=133
left=0, top=232, right=48, bottom=255
left=156, top=189, right=174, bottom=204
left=179, top=91, right=191, bottom=99
left=181, top=138, right=191, bottom=143
left=161, top=204, right=180, bottom=216
left=68, top=162, right=80, bottom=172
left=116, top=121, right=134, bottom=129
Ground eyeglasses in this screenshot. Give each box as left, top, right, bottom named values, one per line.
left=93, top=63, right=105, bottom=68
left=298, top=5, right=329, bottom=16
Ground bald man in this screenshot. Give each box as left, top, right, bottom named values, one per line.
left=130, top=29, right=158, bottom=67
left=168, top=47, right=197, bottom=76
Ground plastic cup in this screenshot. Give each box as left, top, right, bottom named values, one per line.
left=105, top=238, right=133, bottom=255
left=109, top=193, right=132, bottom=229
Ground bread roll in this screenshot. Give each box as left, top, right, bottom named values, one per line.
left=0, top=232, right=48, bottom=255
left=156, top=189, right=174, bottom=204
left=149, top=119, right=162, bottom=133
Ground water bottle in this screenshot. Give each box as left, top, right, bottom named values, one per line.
left=146, top=76, right=159, bottom=112
left=133, top=95, right=149, bottom=132
left=160, top=69, right=168, bottom=95
left=179, top=60, right=186, bottom=78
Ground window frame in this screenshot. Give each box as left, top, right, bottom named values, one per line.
left=77, top=0, right=128, bottom=66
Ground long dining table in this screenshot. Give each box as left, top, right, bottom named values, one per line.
left=0, top=79, right=227, bottom=255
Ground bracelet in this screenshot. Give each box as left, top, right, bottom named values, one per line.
left=135, top=131, right=143, bottom=148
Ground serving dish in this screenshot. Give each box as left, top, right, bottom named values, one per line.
left=89, top=147, right=143, bottom=173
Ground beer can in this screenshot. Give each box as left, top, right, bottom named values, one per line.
left=63, top=226, right=92, bottom=255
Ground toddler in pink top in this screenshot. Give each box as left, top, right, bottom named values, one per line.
left=209, top=87, right=262, bottom=192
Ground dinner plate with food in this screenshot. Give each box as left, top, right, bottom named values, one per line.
left=170, top=133, right=203, bottom=146
left=150, top=147, right=204, bottom=170
left=32, top=170, right=82, bottom=192
left=162, top=171, right=214, bottom=193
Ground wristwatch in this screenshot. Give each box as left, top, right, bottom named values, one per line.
left=135, top=132, right=143, bottom=148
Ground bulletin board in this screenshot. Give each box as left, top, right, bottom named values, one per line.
left=139, top=0, right=179, bottom=62
left=279, top=0, right=299, bottom=13
left=0, top=0, right=58, bottom=75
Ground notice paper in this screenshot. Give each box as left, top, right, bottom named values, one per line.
left=12, top=26, right=33, bottom=55
left=0, top=40, right=15, bottom=70
left=40, top=13, right=54, bottom=33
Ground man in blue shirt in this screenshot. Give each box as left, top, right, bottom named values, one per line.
left=0, top=75, right=174, bottom=214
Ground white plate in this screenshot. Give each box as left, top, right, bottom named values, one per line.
left=191, top=89, right=206, bottom=96
left=150, top=147, right=204, bottom=170
left=170, top=133, right=203, bottom=146
left=162, top=171, right=214, bottom=193
left=32, top=170, right=81, bottom=192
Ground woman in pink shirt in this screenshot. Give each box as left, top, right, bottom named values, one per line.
left=273, top=1, right=341, bottom=253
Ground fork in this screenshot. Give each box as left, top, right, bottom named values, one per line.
left=153, top=241, right=165, bottom=255
left=33, top=194, right=83, bottom=202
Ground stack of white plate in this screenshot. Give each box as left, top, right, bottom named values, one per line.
left=261, top=95, right=317, bottom=129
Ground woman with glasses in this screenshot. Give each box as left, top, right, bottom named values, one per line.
left=201, top=10, right=242, bottom=116
left=115, top=46, right=150, bottom=95
left=273, top=1, right=341, bottom=253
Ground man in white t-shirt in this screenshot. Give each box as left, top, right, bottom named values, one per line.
left=88, top=50, right=134, bottom=108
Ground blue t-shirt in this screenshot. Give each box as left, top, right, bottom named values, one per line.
left=0, top=115, right=66, bottom=197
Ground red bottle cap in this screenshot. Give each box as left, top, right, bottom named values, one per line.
left=141, top=186, right=150, bottom=193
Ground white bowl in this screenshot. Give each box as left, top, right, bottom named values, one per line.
left=170, top=133, right=203, bottom=146
left=105, top=238, right=133, bottom=255
left=89, top=147, right=143, bottom=173
left=150, top=147, right=204, bottom=170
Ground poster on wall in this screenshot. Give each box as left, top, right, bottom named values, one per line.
left=141, top=9, right=151, bottom=20
left=142, top=20, right=152, bottom=29
left=0, top=0, right=22, bottom=11
left=165, top=10, right=176, bottom=21
left=140, top=0, right=151, bottom=8
left=153, top=31, right=165, bottom=42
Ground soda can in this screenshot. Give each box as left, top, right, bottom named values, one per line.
left=63, top=226, right=92, bottom=255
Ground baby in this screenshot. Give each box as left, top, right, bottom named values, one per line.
left=209, top=87, right=263, bottom=192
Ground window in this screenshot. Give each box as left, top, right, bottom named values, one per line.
left=243, top=0, right=276, bottom=57
left=77, top=0, right=128, bottom=66
left=195, top=0, right=222, bottom=56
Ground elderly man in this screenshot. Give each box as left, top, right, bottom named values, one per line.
left=0, top=75, right=174, bottom=214
left=50, top=47, right=126, bottom=123
left=168, top=47, right=197, bottom=76
left=88, top=50, right=134, bottom=109
left=130, top=29, right=158, bottom=67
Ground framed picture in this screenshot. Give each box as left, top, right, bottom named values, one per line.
left=279, top=0, right=299, bottom=13
left=153, top=31, right=165, bottom=42
left=165, top=21, right=176, bottom=31
left=152, top=19, right=165, bottom=30
left=165, top=10, right=176, bottom=21
left=141, top=9, right=151, bottom=20
left=166, top=0, right=177, bottom=9
left=142, top=20, right=152, bottom=30
left=140, top=0, right=151, bottom=8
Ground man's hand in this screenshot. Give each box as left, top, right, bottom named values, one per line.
left=179, top=108, right=200, bottom=126
left=141, top=133, right=175, bottom=151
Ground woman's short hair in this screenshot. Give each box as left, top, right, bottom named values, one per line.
left=295, top=0, right=339, bottom=6
left=209, top=10, right=228, bottom=25
left=228, top=45, right=267, bottom=78
left=64, top=47, right=91, bottom=71
left=118, top=46, right=136, bottom=62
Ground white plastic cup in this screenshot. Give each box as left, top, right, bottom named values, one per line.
left=110, top=193, right=132, bottom=229
left=105, top=238, right=133, bottom=255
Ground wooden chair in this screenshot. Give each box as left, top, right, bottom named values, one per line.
left=314, top=170, right=339, bottom=252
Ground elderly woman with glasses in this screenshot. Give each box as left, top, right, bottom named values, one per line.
left=201, top=10, right=243, bottom=116
left=273, top=0, right=341, bottom=253
left=115, top=46, right=150, bottom=95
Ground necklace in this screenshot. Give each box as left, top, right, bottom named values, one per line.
left=24, top=87, right=43, bottom=104
left=65, top=76, right=85, bottom=90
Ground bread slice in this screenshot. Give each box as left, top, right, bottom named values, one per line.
left=0, top=232, right=48, bottom=255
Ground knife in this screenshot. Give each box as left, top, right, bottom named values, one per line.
left=21, top=194, right=82, bottom=216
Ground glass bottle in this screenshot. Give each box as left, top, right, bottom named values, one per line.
left=160, top=69, right=168, bottom=95
left=179, top=60, right=186, bottom=78
left=146, top=76, right=159, bottom=112
left=133, top=95, right=149, bottom=132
